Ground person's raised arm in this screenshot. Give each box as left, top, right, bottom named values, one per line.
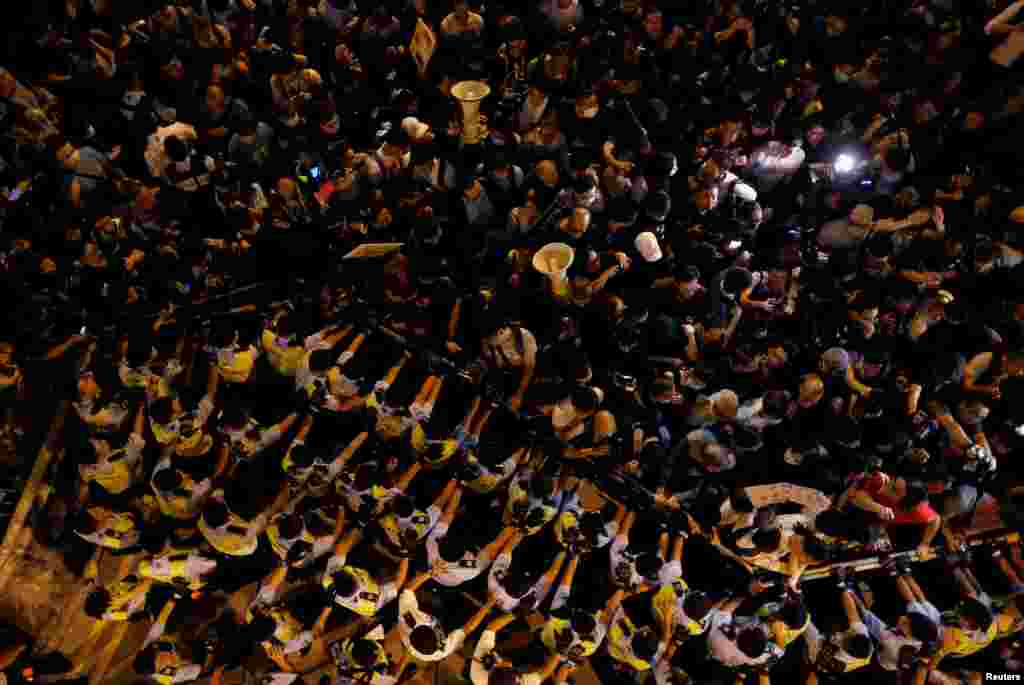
left=389, top=557, right=411, bottom=589
left=479, top=527, right=518, bottom=564
left=333, top=527, right=362, bottom=559
left=447, top=298, right=463, bottom=354
left=511, top=332, right=538, bottom=413
left=332, top=431, right=369, bottom=471
left=0, top=643, right=27, bottom=671
left=142, top=598, right=178, bottom=648
left=460, top=596, right=497, bottom=638
left=405, top=571, right=432, bottom=593
left=986, top=0, right=1024, bottom=35
left=336, top=333, right=366, bottom=367
left=839, top=588, right=861, bottom=628
left=295, top=414, right=314, bottom=443
left=929, top=402, right=973, bottom=450
left=45, top=334, right=90, bottom=360
left=394, top=463, right=422, bottom=493
left=485, top=612, right=517, bottom=635
left=432, top=479, right=460, bottom=512
left=440, top=483, right=463, bottom=526
left=534, top=653, right=562, bottom=682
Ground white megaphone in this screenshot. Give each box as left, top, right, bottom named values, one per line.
left=532, top=242, right=575, bottom=300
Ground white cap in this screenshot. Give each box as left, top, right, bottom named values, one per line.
left=733, top=182, right=758, bottom=203
left=635, top=231, right=663, bottom=262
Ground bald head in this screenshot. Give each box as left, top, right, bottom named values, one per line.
left=536, top=159, right=559, bottom=187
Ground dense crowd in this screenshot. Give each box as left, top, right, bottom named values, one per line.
left=1, top=0, right=1024, bottom=683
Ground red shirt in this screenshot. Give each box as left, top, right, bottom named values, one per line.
left=861, top=476, right=939, bottom=526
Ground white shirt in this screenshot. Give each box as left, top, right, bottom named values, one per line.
left=398, top=589, right=466, bottom=662
left=470, top=630, right=543, bottom=685
left=426, top=522, right=494, bottom=587
left=487, top=552, right=556, bottom=613
left=707, top=610, right=781, bottom=668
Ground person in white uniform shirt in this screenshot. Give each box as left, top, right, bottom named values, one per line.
left=426, top=482, right=517, bottom=587
left=470, top=614, right=565, bottom=685
left=705, top=582, right=784, bottom=673
left=488, top=531, right=569, bottom=613
left=398, top=571, right=496, bottom=662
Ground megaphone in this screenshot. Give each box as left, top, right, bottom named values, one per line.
left=532, top=242, right=575, bottom=300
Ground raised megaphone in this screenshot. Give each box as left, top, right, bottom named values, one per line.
left=532, top=242, right=575, bottom=300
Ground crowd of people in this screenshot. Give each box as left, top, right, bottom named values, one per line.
left=1, top=0, right=1024, bottom=683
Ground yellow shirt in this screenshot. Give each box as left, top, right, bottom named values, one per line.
left=262, top=330, right=306, bottom=376
left=103, top=575, right=148, bottom=621
left=216, top=345, right=257, bottom=384
left=943, top=622, right=998, bottom=658
left=652, top=579, right=705, bottom=639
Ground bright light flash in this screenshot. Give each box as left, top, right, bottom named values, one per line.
left=834, top=154, right=857, bottom=174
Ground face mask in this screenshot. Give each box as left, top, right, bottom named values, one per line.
left=834, top=69, right=850, bottom=84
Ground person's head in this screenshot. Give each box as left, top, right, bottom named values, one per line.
left=206, top=84, right=226, bottom=113
left=635, top=551, right=664, bottom=580
left=902, top=611, right=940, bottom=648
left=164, top=135, right=189, bottom=163
left=153, top=466, right=183, bottom=493
left=84, top=588, right=113, bottom=619
left=409, top=625, right=441, bottom=656
left=149, top=397, right=177, bottom=427
left=570, top=385, right=601, bottom=413
left=844, top=633, right=873, bottom=660
left=277, top=512, right=304, bottom=540
left=902, top=482, right=928, bottom=511
left=331, top=569, right=358, bottom=598
left=631, top=628, right=660, bottom=662
left=203, top=500, right=230, bottom=528
left=958, top=598, right=994, bottom=632
left=751, top=527, right=782, bottom=552
left=736, top=626, right=767, bottom=659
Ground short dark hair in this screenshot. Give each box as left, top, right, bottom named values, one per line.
left=779, top=600, right=807, bottom=628
left=332, top=571, right=358, bottom=598
left=164, top=135, right=189, bottom=162
left=902, top=482, right=928, bottom=510
left=959, top=598, right=993, bottom=632
left=736, top=627, right=767, bottom=658
left=153, top=467, right=183, bottom=493
left=289, top=443, right=316, bottom=467
left=308, top=349, right=334, bottom=374
left=204, top=501, right=230, bottom=528
left=570, top=386, right=600, bottom=412
left=351, top=639, right=378, bottom=667
left=277, top=513, right=304, bottom=540
left=149, top=397, right=176, bottom=426
left=906, top=612, right=939, bottom=645
left=84, top=588, right=113, bottom=619
left=845, top=634, right=872, bottom=659
left=752, top=527, right=782, bottom=552
left=635, top=552, right=664, bottom=580
left=409, top=625, right=440, bottom=655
